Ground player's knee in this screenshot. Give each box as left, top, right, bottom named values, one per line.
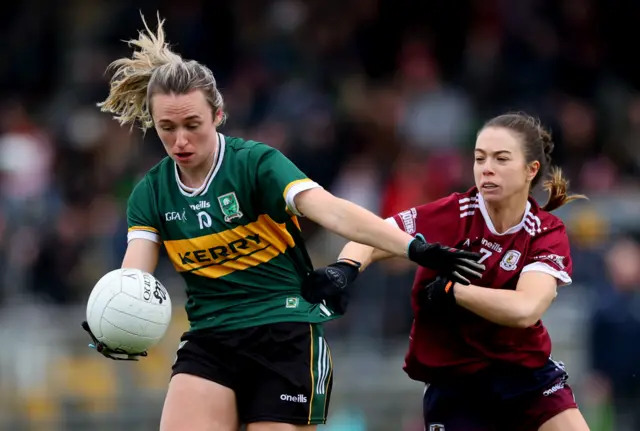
left=160, top=374, right=238, bottom=431
left=247, top=423, right=317, bottom=431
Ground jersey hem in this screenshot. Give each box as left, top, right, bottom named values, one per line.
left=189, top=315, right=338, bottom=333
left=243, top=415, right=326, bottom=425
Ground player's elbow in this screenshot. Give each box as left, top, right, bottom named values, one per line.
left=513, top=314, right=541, bottom=329
left=512, top=303, right=544, bottom=328
left=511, top=273, right=557, bottom=328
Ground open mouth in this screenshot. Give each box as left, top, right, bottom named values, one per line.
left=175, top=152, right=194, bottom=161
left=482, top=182, right=499, bottom=190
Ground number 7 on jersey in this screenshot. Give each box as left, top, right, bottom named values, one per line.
left=478, top=247, right=493, bottom=264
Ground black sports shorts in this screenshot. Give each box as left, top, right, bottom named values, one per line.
left=172, top=321, right=333, bottom=425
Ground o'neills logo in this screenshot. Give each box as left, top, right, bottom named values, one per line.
left=280, top=393, right=308, bottom=403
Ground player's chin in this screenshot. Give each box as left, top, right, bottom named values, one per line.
left=479, top=186, right=502, bottom=201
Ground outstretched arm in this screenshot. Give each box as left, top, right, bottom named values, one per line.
left=337, top=241, right=395, bottom=272
left=295, top=188, right=414, bottom=258
left=296, top=188, right=482, bottom=283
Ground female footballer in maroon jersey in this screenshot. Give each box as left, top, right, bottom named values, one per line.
left=303, top=113, right=591, bottom=431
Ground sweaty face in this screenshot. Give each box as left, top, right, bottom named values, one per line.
left=473, top=127, right=538, bottom=204
left=151, top=90, right=217, bottom=168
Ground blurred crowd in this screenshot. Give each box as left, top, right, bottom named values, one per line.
left=2, top=0, right=640, bottom=430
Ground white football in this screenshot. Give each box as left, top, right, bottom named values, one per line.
left=86, top=268, right=172, bottom=354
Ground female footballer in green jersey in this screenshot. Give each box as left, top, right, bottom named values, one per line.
left=82, top=13, right=484, bottom=431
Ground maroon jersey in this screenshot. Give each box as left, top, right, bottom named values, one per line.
left=389, top=187, right=573, bottom=383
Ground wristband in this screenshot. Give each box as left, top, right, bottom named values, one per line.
left=336, top=258, right=362, bottom=271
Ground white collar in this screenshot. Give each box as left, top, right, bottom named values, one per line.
left=476, top=192, right=540, bottom=236
left=175, top=133, right=226, bottom=197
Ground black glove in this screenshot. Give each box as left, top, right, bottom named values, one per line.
left=417, top=276, right=457, bottom=313
left=82, top=321, right=148, bottom=361
left=301, top=260, right=361, bottom=315
left=408, top=234, right=484, bottom=285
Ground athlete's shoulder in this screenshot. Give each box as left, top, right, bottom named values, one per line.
left=450, top=187, right=480, bottom=209
left=527, top=198, right=567, bottom=236
left=128, top=157, right=172, bottom=198
left=392, top=188, right=475, bottom=238
left=416, top=187, right=478, bottom=215
left=224, top=135, right=270, bottom=156
left=140, top=156, right=173, bottom=183
left=453, top=187, right=480, bottom=201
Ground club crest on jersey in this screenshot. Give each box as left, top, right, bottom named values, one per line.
left=217, top=192, right=243, bottom=222
left=285, top=297, right=299, bottom=309
left=500, top=250, right=521, bottom=271
left=428, top=424, right=445, bottom=431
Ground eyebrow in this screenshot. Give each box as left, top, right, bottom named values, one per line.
left=475, top=149, right=512, bottom=155
left=158, top=115, right=201, bottom=123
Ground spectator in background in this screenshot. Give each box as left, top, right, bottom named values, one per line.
left=589, top=234, right=640, bottom=431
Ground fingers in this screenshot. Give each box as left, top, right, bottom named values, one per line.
left=454, top=250, right=484, bottom=261
left=453, top=261, right=484, bottom=281
left=450, top=271, right=471, bottom=286
left=457, top=258, right=485, bottom=272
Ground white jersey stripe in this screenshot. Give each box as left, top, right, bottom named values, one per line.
left=458, top=197, right=477, bottom=204
left=459, top=204, right=480, bottom=211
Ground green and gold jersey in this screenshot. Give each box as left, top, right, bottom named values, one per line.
left=126, top=134, right=338, bottom=332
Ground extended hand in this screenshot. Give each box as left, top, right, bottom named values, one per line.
left=417, top=276, right=457, bottom=313
left=301, top=261, right=361, bottom=315
left=81, top=321, right=147, bottom=361
left=408, top=234, right=484, bottom=285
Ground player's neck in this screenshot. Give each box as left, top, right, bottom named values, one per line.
left=179, top=145, right=218, bottom=189
left=485, top=194, right=528, bottom=234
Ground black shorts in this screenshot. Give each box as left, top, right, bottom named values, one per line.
left=172, top=322, right=333, bottom=425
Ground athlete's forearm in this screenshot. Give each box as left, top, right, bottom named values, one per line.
left=453, top=284, right=536, bottom=328
left=122, top=239, right=160, bottom=274
left=327, top=198, right=413, bottom=257
left=338, top=242, right=396, bottom=271
left=297, top=189, right=413, bottom=258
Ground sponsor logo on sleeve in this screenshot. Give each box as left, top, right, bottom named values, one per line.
left=398, top=208, right=417, bottom=234
left=534, top=254, right=566, bottom=269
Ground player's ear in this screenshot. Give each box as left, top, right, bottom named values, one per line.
left=213, top=109, right=224, bottom=127
left=526, top=160, right=540, bottom=183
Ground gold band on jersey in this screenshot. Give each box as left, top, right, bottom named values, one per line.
left=163, top=214, right=296, bottom=279
left=128, top=225, right=159, bottom=234
left=282, top=178, right=313, bottom=201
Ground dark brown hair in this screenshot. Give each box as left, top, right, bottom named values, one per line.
left=482, top=112, right=587, bottom=212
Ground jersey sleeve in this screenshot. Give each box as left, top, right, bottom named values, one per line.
left=252, top=144, right=322, bottom=217
left=127, top=176, right=161, bottom=243
left=521, top=223, right=573, bottom=286
left=386, top=194, right=461, bottom=245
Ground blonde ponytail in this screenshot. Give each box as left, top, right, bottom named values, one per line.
left=97, top=13, right=225, bottom=130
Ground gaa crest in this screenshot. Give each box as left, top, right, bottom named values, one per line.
left=500, top=250, right=521, bottom=271
left=428, top=424, right=445, bottom=431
